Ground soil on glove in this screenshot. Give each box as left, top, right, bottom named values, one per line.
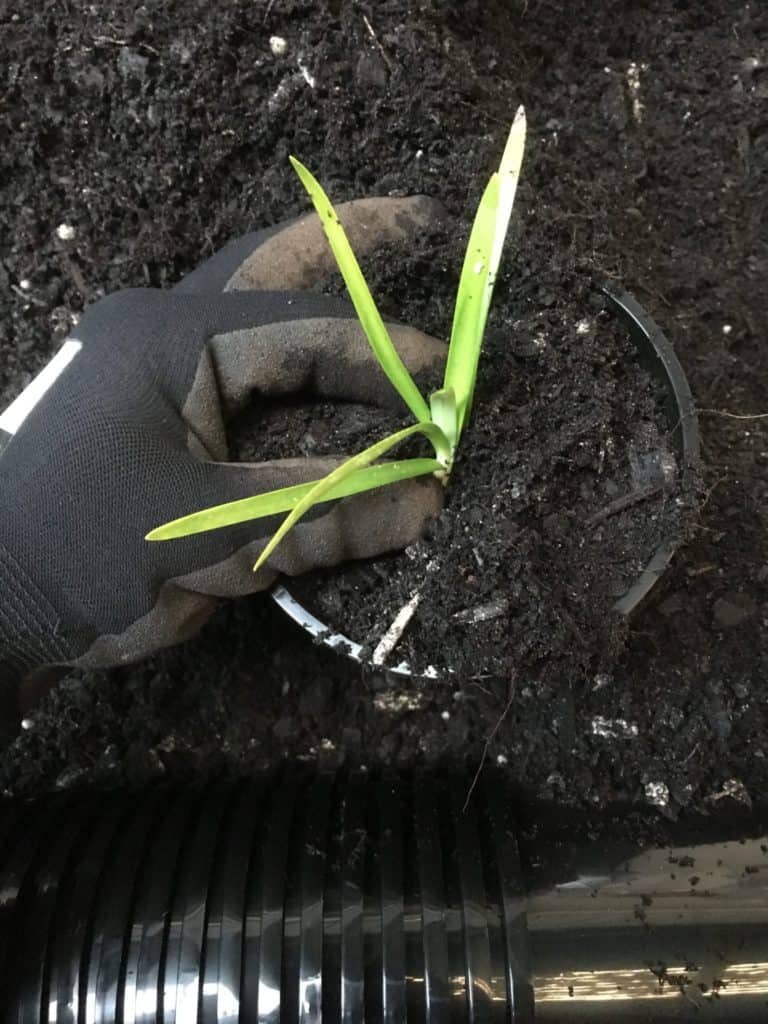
left=0, top=0, right=766, bottom=833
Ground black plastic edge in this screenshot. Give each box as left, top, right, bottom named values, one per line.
left=601, top=282, right=701, bottom=616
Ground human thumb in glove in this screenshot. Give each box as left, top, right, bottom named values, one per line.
left=0, top=195, right=446, bottom=721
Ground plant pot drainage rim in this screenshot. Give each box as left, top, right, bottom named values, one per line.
left=271, top=282, right=700, bottom=677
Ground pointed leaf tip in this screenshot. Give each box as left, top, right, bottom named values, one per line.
left=288, top=151, right=431, bottom=424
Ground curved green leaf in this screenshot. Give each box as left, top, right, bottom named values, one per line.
left=290, top=157, right=430, bottom=424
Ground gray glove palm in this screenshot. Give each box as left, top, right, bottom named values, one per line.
left=0, top=196, right=446, bottom=720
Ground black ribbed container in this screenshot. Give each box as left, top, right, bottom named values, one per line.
left=1, top=771, right=767, bottom=1022
left=0, top=772, right=531, bottom=1023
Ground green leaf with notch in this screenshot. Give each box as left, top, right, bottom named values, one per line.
left=290, top=156, right=431, bottom=424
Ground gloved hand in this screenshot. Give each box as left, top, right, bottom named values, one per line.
left=0, top=196, right=446, bottom=725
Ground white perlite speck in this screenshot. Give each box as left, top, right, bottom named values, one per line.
left=711, top=778, right=751, bottom=806
left=626, top=62, right=647, bottom=123
left=269, top=35, right=287, bottom=56
left=372, top=592, right=420, bottom=666
left=453, top=597, right=509, bottom=625
left=56, top=223, right=76, bottom=241
left=644, top=780, right=669, bottom=808
left=591, top=716, right=638, bottom=739
left=373, top=691, right=425, bottom=714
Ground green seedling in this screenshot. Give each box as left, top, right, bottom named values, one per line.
left=147, top=106, right=527, bottom=571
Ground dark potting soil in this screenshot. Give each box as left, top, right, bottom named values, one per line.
left=244, top=265, right=690, bottom=682
left=0, top=1, right=766, bottom=836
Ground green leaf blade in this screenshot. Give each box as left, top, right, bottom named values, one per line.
left=489, top=105, right=526, bottom=275
left=429, top=386, right=458, bottom=456
left=444, top=172, right=501, bottom=437
left=444, top=106, right=527, bottom=439
left=290, top=157, right=431, bottom=424
left=146, top=458, right=443, bottom=541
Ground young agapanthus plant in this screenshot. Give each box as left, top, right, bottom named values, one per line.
left=147, top=106, right=527, bottom=570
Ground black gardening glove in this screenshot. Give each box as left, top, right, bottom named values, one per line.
left=0, top=196, right=446, bottom=725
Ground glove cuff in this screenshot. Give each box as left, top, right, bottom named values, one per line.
left=0, top=542, right=75, bottom=685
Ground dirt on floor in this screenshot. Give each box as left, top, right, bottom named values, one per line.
left=0, top=0, right=766, bottom=834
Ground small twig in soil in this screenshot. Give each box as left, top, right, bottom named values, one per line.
left=11, top=285, right=47, bottom=308
left=453, top=597, right=509, bottom=625
left=470, top=680, right=493, bottom=697
left=372, top=591, right=420, bottom=666
left=686, top=563, right=716, bottom=578
left=262, top=0, right=277, bottom=24
left=559, top=606, right=588, bottom=649
left=638, top=283, right=672, bottom=308
left=698, top=407, right=768, bottom=420
left=91, top=35, right=159, bottom=55
left=697, top=476, right=724, bottom=515
left=586, top=484, right=662, bottom=527
left=361, top=14, right=393, bottom=72
left=60, top=255, right=91, bottom=301
left=453, top=96, right=509, bottom=127
left=462, top=674, right=517, bottom=813
left=92, top=34, right=129, bottom=45
left=681, top=742, right=700, bottom=765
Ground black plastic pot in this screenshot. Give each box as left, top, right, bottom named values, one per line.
left=271, top=284, right=701, bottom=673
left=1, top=771, right=765, bottom=1022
